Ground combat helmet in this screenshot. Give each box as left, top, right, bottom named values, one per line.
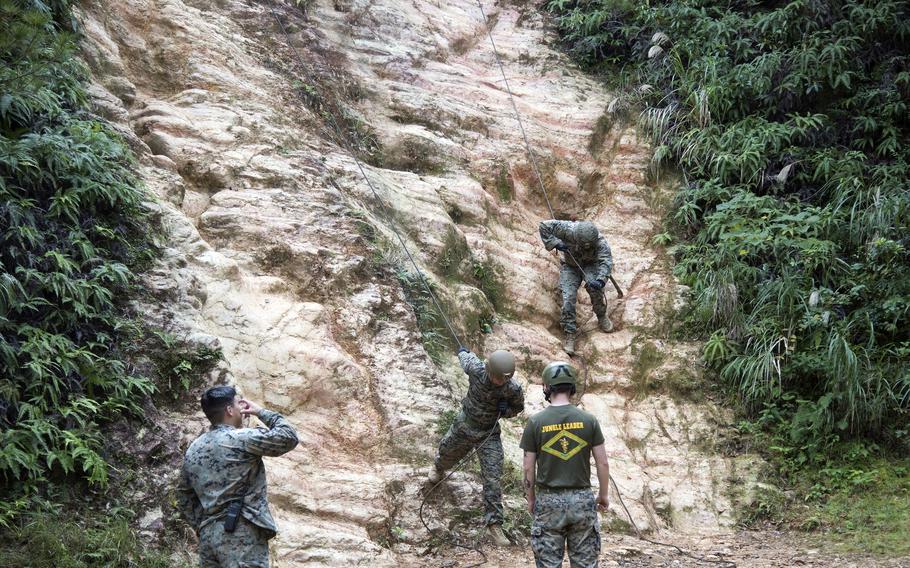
left=541, top=361, right=577, bottom=386
left=573, top=221, right=599, bottom=245
left=487, top=350, right=515, bottom=378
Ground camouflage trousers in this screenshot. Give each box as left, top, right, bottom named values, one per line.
left=531, top=489, right=600, bottom=568
left=434, top=412, right=504, bottom=525
left=199, top=515, right=270, bottom=568
left=559, top=263, right=606, bottom=334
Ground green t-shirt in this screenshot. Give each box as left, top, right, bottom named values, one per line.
left=519, top=404, right=604, bottom=489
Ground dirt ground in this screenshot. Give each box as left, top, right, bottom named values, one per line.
left=414, top=530, right=910, bottom=567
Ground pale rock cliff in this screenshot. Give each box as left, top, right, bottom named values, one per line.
left=78, top=0, right=753, bottom=565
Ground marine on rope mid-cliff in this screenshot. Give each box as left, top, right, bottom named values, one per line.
left=539, top=219, right=616, bottom=354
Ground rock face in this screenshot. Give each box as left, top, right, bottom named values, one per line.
left=78, top=0, right=753, bottom=565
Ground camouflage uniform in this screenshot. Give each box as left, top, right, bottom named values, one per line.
left=177, top=409, right=299, bottom=568
left=434, top=351, right=524, bottom=525
left=531, top=489, right=600, bottom=568
left=539, top=220, right=613, bottom=334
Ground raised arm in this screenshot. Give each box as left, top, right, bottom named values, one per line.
left=592, top=444, right=610, bottom=511
left=239, top=401, right=299, bottom=457
left=523, top=451, right=537, bottom=513
left=458, top=349, right=486, bottom=383
left=538, top=220, right=573, bottom=251
left=501, top=383, right=524, bottom=419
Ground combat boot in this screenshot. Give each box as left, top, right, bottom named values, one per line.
left=598, top=316, right=614, bottom=333
left=487, top=524, right=510, bottom=546
left=563, top=332, right=576, bottom=355
left=427, top=466, right=443, bottom=485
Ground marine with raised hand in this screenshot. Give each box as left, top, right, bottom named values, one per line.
left=539, top=219, right=615, bottom=354
left=428, top=347, right=525, bottom=546
left=177, top=386, right=299, bottom=568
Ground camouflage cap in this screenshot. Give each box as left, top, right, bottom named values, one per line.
left=542, top=361, right=577, bottom=386
left=487, top=350, right=515, bottom=377
left=574, top=221, right=599, bottom=244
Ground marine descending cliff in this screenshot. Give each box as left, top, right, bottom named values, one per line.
left=78, top=0, right=767, bottom=565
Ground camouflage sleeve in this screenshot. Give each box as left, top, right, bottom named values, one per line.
left=538, top=220, right=573, bottom=251
left=458, top=350, right=486, bottom=383
left=502, top=382, right=524, bottom=418
left=176, top=464, right=202, bottom=530
left=239, top=410, right=299, bottom=457
left=595, top=238, right=613, bottom=280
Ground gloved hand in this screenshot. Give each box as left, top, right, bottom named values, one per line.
left=555, top=242, right=569, bottom=252
left=587, top=279, right=605, bottom=290
left=458, top=346, right=470, bottom=355
left=497, top=399, right=509, bottom=414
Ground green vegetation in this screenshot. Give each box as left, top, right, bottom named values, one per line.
left=436, top=408, right=458, bottom=436
left=0, top=506, right=190, bottom=568
left=547, top=0, right=910, bottom=548
left=736, top=404, right=910, bottom=553
left=396, top=269, right=454, bottom=365
left=494, top=163, right=514, bottom=202
left=146, top=332, right=223, bottom=400
left=379, top=137, right=445, bottom=175
left=628, top=340, right=665, bottom=397
left=0, top=1, right=201, bottom=562
left=1, top=0, right=157, bottom=493
left=437, top=228, right=472, bottom=279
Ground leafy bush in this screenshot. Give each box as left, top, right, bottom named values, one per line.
left=0, top=507, right=190, bottom=568
left=147, top=332, right=223, bottom=400
left=548, top=0, right=910, bottom=447
left=0, top=0, right=155, bottom=493
left=735, top=405, right=910, bottom=551
left=396, top=269, right=454, bottom=364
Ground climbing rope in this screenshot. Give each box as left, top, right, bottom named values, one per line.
left=610, top=476, right=737, bottom=567
left=475, top=0, right=554, bottom=219
left=264, top=0, right=465, bottom=350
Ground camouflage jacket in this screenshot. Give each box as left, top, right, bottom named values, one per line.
left=539, top=220, right=613, bottom=281
left=176, top=409, right=298, bottom=538
left=459, top=351, right=524, bottom=434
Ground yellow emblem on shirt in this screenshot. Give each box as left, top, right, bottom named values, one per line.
left=541, top=429, right=588, bottom=461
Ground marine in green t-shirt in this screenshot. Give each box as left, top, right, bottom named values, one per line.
left=520, top=361, right=610, bottom=568
left=520, top=404, right=605, bottom=489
